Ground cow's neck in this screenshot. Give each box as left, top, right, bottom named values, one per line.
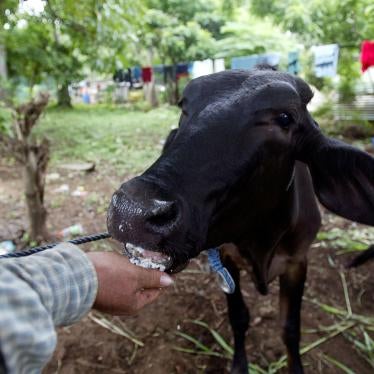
left=209, top=160, right=297, bottom=294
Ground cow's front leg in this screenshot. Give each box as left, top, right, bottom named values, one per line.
left=279, top=261, right=307, bottom=374
left=223, top=256, right=250, bottom=374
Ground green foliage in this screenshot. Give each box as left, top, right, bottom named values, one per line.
left=6, top=20, right=54, bottom=89
left=317, top=226, right=374, bottom=255
left=0, top=102, right=12, bottom=135
left=337, top=49, right=361, bottom=103
left=0, top=0, right=18, bottom=27
left=145, top=0, right=226, bottom=39
left=140, top=1, right=218, bottom=66
left=251, top=0, right=311, bottom=36
left=3, top=0, right=372, bottom=107
left=217, top=13, right=298, bottom=58
left=194, top=12, right=225, bottom=40
left=218, top=0, right=245, bottom=18
left=145, top=0, right=215, bottom=24
left=312, top=97, right=374, bottom=140
left=251, top=0, right=374, bottom=44
left=144, top=9, right=216, bottom=64
left=3, top=0, right=142, bottom=104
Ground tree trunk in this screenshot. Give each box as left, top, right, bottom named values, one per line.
left=9, top=93, right=51, bottom=242
left=165, top=63, right=180, bottom=105
left=24, top=146, right=48, bottom=242
left=144, top=79, right=158, bottom=107
left=173, top=63, right=179, bottom=105
left=174, top=78, right=179, bottom=105
left=145, top=49, right=158, bottom=107
left=0, top=43, right=8, bottom=101
left=0, top=43, right=7, bottom=80
left=150, top=79, right=158, bottom=107
left=57, top=82, right=72, bottom=107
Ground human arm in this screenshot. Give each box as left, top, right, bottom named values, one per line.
left=0, top=243, right=173, bottom=374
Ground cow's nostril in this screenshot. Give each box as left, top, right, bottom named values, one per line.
left=147, top=199, right=178, bottom=227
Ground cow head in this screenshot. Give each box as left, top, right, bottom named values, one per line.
left=107, top=66, right=374, bottom=272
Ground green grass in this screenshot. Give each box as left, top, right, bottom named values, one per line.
left=317, top=226, right=374, bottom=255
left=36, top=104, right=180, bottom=174
left=175, top=294, right=374, bottom=373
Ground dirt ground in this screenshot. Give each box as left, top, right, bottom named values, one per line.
left=0, top=161, right=373, bottom=374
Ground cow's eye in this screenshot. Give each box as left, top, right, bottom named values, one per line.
left=275, top=113, right=292, bottom=128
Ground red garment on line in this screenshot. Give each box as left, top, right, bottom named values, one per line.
left=142, top=67, right=153, bottom=83
left=360, top=40, right=374, bottom=72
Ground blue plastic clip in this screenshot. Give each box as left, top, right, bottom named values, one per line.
left=207, top=247, right=236, bottom=294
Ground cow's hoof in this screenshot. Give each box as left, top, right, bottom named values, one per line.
left=289, top=364, right=304, bottom=374
left=230, top=369, right=247, bottom=374
left=230, top=362, right=248, bottom=374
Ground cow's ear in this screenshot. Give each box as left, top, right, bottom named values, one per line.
left=162, top=129, right=178, bottom=154
left=298, top=133, right=374, bottom=226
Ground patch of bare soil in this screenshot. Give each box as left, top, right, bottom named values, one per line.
left=0, top=163, right=373, bottom=373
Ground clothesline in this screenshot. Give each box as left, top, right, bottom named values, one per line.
left=113, top=40, right=374, bottom=85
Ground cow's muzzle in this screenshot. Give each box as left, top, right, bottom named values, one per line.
left=107, top=177, right=184, bottom=271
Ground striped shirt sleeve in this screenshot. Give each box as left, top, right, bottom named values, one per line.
left=0, top=243, right=98, bottom=374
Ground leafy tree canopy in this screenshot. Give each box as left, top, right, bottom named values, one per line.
left=2, top=0, right=142, bottom=105
left=2, top=0, right=371, bottom=105
left=251, top=0, right=374, bottom=45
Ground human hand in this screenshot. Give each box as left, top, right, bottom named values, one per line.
left=87, top=251, right=174, bottom=315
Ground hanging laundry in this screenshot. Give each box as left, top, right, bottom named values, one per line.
left=312, top=44, right=339, bottom=77
left=191, top=59, right=214, bottom=79
left=360, top=40, right=374, bottom=72
left=125, top=68, right=132, bottom=86
left=231, top=54, right=280, bottom=70
left=132, top=66, right=142, bottom=82
left=176, top=63, right=190, bottom=80
left=113, top=69, right=126, bottom=83
left=257, top=53, right=280, bottom=67
left=153, top=65, right=164, bottom=75
left=288, top=51, right=300, bottom=75
left=213, top=59, right=225, bottom=73
left=153, top=65, right=165, bottom=85
left=231, top=55, right=259, bottom=70
left=113, top=68, right=132, bottom=87
left=164, top=65, right=176, bottom=83
left=142, top=67, right=153, bottom=83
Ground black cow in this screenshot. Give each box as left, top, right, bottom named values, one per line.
left=348, top=244, right=374, bottom=267
left=107, top=66, right=374, bottom=374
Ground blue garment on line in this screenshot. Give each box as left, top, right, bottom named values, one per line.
left=231, top=55, right=259, bottom=70
left=132, top=66, right=142, bottom=81
left=312, top=44, right=339, bottom=78
left=231, top=53, right=280, bottom=70
left=288, top=51, right=300, bottom=75
left=176, top=63, right=190, bottom=76
left=152, top=65, right=164, bottom=74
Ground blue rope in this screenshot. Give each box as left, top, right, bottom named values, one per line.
left=207, top=248, right=236, bottom=294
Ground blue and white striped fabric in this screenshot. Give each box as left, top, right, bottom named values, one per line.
left=0, top=243, right=98, bottom=374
